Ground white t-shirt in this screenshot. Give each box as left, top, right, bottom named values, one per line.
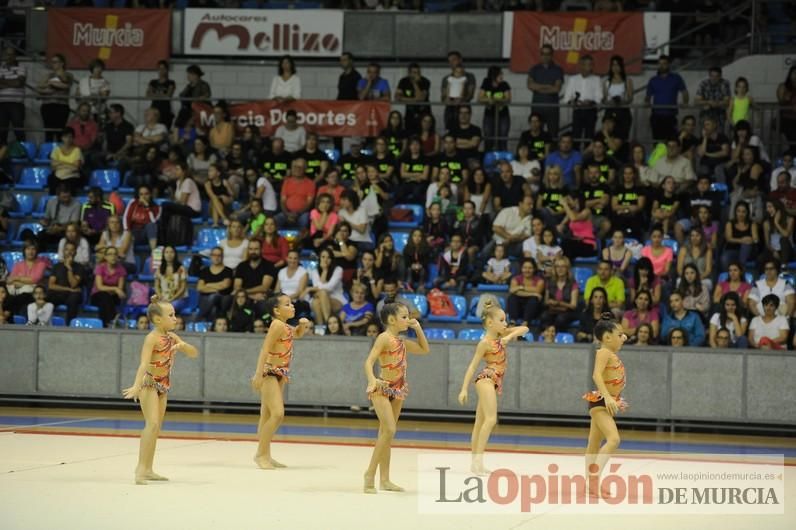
left=749, top=315, right=789, bottom=344
left=310, top=267, right=346, bottom=305
left=256, top=177, right=278, bottom=212
left=269, top=74, right=301, bottom=100
left=426, top=182, right=458, bottom=208
left=445, top=76, right=467, bottom=99
left=486, top=257, right=511, bottom=274
left=563, top=74, right=604, bottom=104
left=0, top=63, right=25, bottom=101
left=522, top=236, right=540, bottom=257
left=511, top=159, right=541, bottom=181
left=275, top=125, right=306, bottom=153
left=492, top=206, right=532, bottom=244
left=709, top=312, right=748, bottom=342
left=749, top=278, right=795, bottom=316
left=769, top=166, right=796, bottom=191
left=177, top=177, right=202, bottom=213
left=338, top=206, right=372, bottom=243
left=135, top=122, right=167, bottom=139
left=278, top=266, right=308, bottom=299
left=219, top=238, right=248, bottom=270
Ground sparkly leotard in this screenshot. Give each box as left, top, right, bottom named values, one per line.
left=474, top=338, right=506, bottom=395
left=368, top=334, right=408, bottom=401
left=583, top=350, right=628, bottom=411
left=141, top=334, right=178, bottom=395
left=263, top=324, right=294, bottom=382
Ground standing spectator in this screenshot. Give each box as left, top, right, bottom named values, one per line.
left=708, top=292, right=748, bottom=349
left=146, top=59, right=175, bottom=128
left=176, top=65, right=211, bottom=128
left=762, top=199, right=794, bottom=266
left=197, top=246, right=233, bottom=322
left=233, top=239, right=275, bottom=312
left=584, top=260, right=625, bottom=315
left=545, top=133, right=583, bottom=188
left=274, top=110, right=306, bottom=154
left=395, top=63, right=430, bottom=134
left=645, top=55, right=689, bottom=142
left=653, top=138, right=696, bottom=193
left=40, top=186, right=81, bottom=249
left=26, top=286, right=53, bottom=326
left=721, top=200, right=758, bottom=272
left=748, top=294, right=790, bottom=349
left=261, top=217, right=289, bottom=270
left=123, top=185, right=160, bottom=251
left=77, top=59, right=110, bottom=120
left=695, top=66, right=731, bottom=132
left=47, top=241, right=84, bottom=324
left=489, top=193, right=533, bottom=257
left=776, top=66, right=796, bottom=150
left=507, top=258, right=544, bottom=328
left=80, top=186, right=115, bottom=246
left=6, top=242, right=48, bottom=316
left=728, top=77, right=752, bottom=128
left=305, top=248, right=345, bottom=325
left=527, top=44, right=564, bottom=137
left=603, top=55, right=634, bottom=141
left=479, top=66, right=511, bottom=152
left=448, top=105, right=482, bottom=163
left=38, top=54, right=74, bottom=141
left=357, top=63, right=390, bottom=101
left=563, top=55, right=603, bottom=149
left=335, top=52, right=361, bottom=153
left=269, top=55, right=301, bottom=102
left=661, top=291, right=705, bottom=346
left=541, top=256, right=579, bottom=331
left=277, top=158, right=316, bottom=229
left=441, top=51, right=477, bottom=132
left=100, top=103, right=134, bottom=172
left=48, top=127, right=83, bottom=195
left=90, top=246, right=126, bottom=328
left=95, top=215, right=135, bottom=275
left=159, top=161, right=201, bottom=248
left=0, top=47, right=26, bottom=145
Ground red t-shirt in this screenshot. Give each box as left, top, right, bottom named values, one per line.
left=282, top=176, right=316, bottom=214
left=317, top=184, right=344, bottom=209
left=261, top=236, right=290, bottom=265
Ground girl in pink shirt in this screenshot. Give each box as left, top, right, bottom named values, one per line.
left=7, top=243, right=49, bottom=314
left=310, top=193, right=339, bottom=250
left=641, top=226, right=673, bottom=278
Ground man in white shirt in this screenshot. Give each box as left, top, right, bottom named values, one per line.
left=653, top=138, right=696, bottom=193
left=274, top=109, right=306, bottom=153
left=0, top=47, right=26, bottom=145
left=486, top=194, right=534, bottom=258
left=133, top=107, right=167, bottom=151
left=563, top=55, right=603, bottom=149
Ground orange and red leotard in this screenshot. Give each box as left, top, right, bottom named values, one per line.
left=263, top=324, right=294, bottom=382
left=582, top=352, right=628, bottom=411
left=474, top=338, right=506, bottom=395
left=141, top=334, right=178, bottom=395
left=368, top=334, right=408, bottom=401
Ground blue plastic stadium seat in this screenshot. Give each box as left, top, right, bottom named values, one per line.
left=12, top=315, right=26, bottom=325
left=573, top=267, right=593, bottom=292
left=711, top=182, right=729, bottom=205
left=191, top=321, right=211, bottom=333
left=476, top=283, right=509, bottom=292
left=278, top=229, right=300, bottom=242
left=300, top=259, right=318, bottom=272
left=17, top=167, right=50, bottom=190
left=388, top=204, right=424, bottom=229
left=324, top=148, right=341, bottom=164
left=69, top=317, right=104, bottom=328
left=139, top=256, right=154, bottom=282
left=39, top=252, right=59, bottom=264
left=11, top=141, right=36, bottom=162
left=483, top=151, right=514, bottom=172
left=555, top=332, right=575, bottom=344
left=193, top=228, right=227, bottom=251
left=403, top=293, right=429, bottom=318
left=51, top=316, right=66, bottom=327
left=391, top=231, right=410, bottom=254
left=89, top=169, right=121, bottom=192
left=466, top=295, right=506, bottom=323
left=425, top=328, right=456, bottom=340
left=457, top=328, right=484, bottom=341
left=9, top=193, right=34, bottom=218
left=32, top=195, right=50, bottom=218
left=180, top=289, right=199, bottom=316
left=524, top=332, right=535, bottom=342
left=2, top=251, right=23, bottom=270
left=15, top=222, right=44, bottom=243
left=34, top=142, right=58, bottom=164
left=717, top=271, right=754, bottom=284
left=427, top=294, right=467, bottom=323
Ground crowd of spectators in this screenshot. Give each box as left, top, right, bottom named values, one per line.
left=1, top=42, right=796, bottom=351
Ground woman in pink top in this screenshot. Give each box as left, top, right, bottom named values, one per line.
left=558, top=195, right=597, bottom=259
left=712, top=260, right=752, bottom=307
left=621, top=289, right=660, bottom=340
left=7, top=242, right=49, bottom=315
left=91, top=246, right=127, bottom=327
left=641, top=225, right=673, bottom=278
left=310, top=193, right=339, bottom=250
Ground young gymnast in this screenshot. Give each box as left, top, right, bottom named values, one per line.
left=583, top=313, right=628, bottom=497
left=123, top=295, right=199, bottom=485
left=363, top=302, right=429, bottom=494
left=251, top=293, right=312, bottom=469
left=458, top=296, right=529, bottom=475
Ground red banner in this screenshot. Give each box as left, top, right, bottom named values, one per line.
left=510, top=12, right=644, bottom=75
left=193, top=100, right=391, bottom=138
left=47, top=8, right=171, bottom=70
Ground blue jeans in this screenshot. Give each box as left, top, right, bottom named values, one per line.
left=275, top=211, right=309, bottom=229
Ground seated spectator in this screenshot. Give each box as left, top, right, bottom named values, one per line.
left=197, top=246, right=233, bottom=322
left=491, top=161, right=529, bottom=210
left=507, top=258, right=544, bottom=328
left=310, top=193, right=339, bottom=251
left=261, top=217, right=290, bottom=271
left=650, top=176, right=680, bottom=236
left=489, top=194, right=534, bottom=258
left=254, top=167, right=278, bottom=218
left=229, top=289, right=256, bottom=333
left=676, top=264, right=710, bottom=319
left=540, top=324, right=557, bottom=344
left=629, top=257, right=662, bottom=308
left=354, top=250, right=380, bottom=301
left=276, top=249, right=311, bottom=319
left=123, top=185, right=160, bottom=251
left=324, top=314, right=344, bottom=336
left=155, top=245, right=188, bottom=314
left=542, top=256, right=579, bottom=331
left=434, top=233, right=469, bottom=293
left=713, top=327, right=733, bottom=348
left=631, top=323, right=655, bottom=346
left=90, top=246, right=126, bottom=327
left=275, top=110, right=306, bottom=153
left=276, top=158, right=315, bottom=229
left=57, top=222, right=91, bottom=267
left=186, top=137, right=217, bottom=186
left=709, top=292, right=749, bottom=349
left=610, top=164, right=646, bottom=240
left=241, top=198, right=267, bottom=238
left=419, top=113, right=440, bottom=157
left=132, top=107, right=167, bottom=162
left=67, top=102, right=99, bottom=154
left=668, top=328, right=688, bottom=347
left=403, top=228, right=431, bottom=293
left=748, top=257, right=795, bottom=317
left=339, top=283, right=375, bottom=336
left=317, top=170, right=344, bottom=209
left=330, top=221, right=359, bottom=283
left=723, top=200, right=760, bottom=272
left=218, top=220, right=249, bottom=270
left=233, top=239, right=276, bottom=311
left=80, top=186, right=115, bottom=246
left=159, top=161, right=202, bottom=248
left=584, top=260, right=625, bottom=315
left=463, top=168, right=492, bottom=217
left=337, top=189, right=372, bottom=250
left=653, top=138, right=695, bottom=194
left=304, top=248, right=345, bottom=325
left=677, top=227, right=713, bottom=291
left=427, top=166, right=459, bottom=209
left=511, top=144, right=542, bottom=190
left=0, top=285, right=9, bottom=324
left=212, top=317, right=228, bottom=332
left=713, top=260, right=752, bottom=308
left=697, top=116, right=731, bottom=179
left=48, top=127, right=84, bottom=195
left=537, top=165, right=568, bottom=227
left=26, top=286, right=53, bottom=326
left=95, top=215, right=135, bottom=274
left=580, top=163, right=612, bottom=239
left=770, top=152, right=796, bottom=190
left=545, top=133, right=582, bottom=188
left=454, top=200, right=488, bottom=267
left=673, top=175, right=719, bottom=246
left=47, top=241, right=84, bottom=323
left=748, top=294, right=790, bottom=349
left=297, top=133, right=331, bottom=183
left=97, top=102, right=131, bottom=168
left=762, top=198, right=794, bottom=266
left=582, top=138, right=619, bottom=185
left=380, top=110, right=408, bottom=159
left=396, top=137, right=430, bottom=204
left=126, top=145, right=162, bottom=192
left=631, top=143, right=660, bottom=187
left=518, top=112, right=553, bottom=161
left=174, top=315, right=185, bottom=331
left=481, top=243, right=512, bottom=285
left=661, top=292, right=705, bottom=346
left=522, top=217, right=545, bottom=260
left=678, top=115, right=700, bottom=161
left=423, top=202, right=449, bottom=255
left=558, top=195, right=598, bottom=260
left=205, top=163, right=234, bottom=227
left=374, top=234, right=401, bottom=282
left=375, top=278, right=421, bottom=320
left=171, top=113, right=198, bottom=154
left=622, top=289, right=660, bottom=341
left=576, top=288, right=609, bottom=343
left=77, top=58, right=110, bottom=118
left=209, top=104, right=234, bottom=156
left=602, top=230, right=632, bottom=277
left=136, top=315, right=150, bottom=331
left=641, top=226, right=674, bottom=279
left=536, top=227, right=563, bottom=275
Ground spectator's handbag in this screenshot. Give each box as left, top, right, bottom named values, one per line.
left=388, top=206, right=413, bottom=223
left=128, top=281, right=150, bottom=307
left=427, top=288, right=457, bottom=317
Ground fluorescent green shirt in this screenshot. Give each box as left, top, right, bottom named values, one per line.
left=584, top=275, right=626, bottom=306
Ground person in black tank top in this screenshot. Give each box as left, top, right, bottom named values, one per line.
left=204, top=163, right=233, bottom=227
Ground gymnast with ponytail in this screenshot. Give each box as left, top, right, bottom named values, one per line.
left=250, top=292, right=312, bottom=470
left=123, top=295, right=199, bottom=485
left=458, top=295, right=529, bottom=475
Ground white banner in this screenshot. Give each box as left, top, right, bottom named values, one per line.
left=183, top=9, right=343, bottom=57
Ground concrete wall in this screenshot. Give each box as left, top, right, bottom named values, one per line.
left=2, top=327, right=795, bottom=425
